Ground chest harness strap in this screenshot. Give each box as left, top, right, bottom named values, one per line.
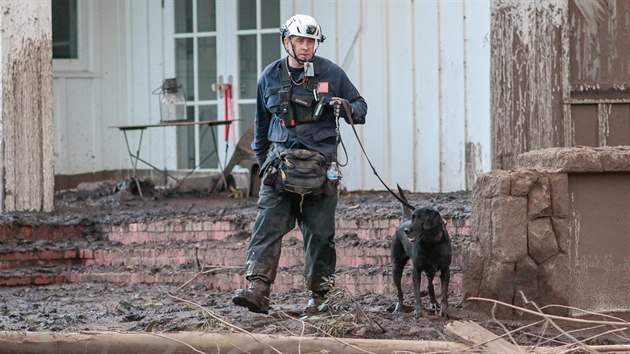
left=278, top=58, right=319, bottom=128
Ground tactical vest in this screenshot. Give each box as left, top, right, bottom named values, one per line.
left=277, top=59, right=321, bottom=127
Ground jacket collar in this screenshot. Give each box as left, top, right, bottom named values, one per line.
left=279, top=56, right=321, bottom=76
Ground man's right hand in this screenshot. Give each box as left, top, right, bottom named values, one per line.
left=330, top=97, right=354, bottom=122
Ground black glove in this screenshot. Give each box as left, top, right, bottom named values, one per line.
left=329, top=97, right=353, bottom=123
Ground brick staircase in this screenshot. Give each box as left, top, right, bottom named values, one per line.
left=0, top=215, right=471, bottom=300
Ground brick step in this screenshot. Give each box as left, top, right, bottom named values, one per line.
left=0, top=223, right=91, bottom=242
left=0, top=217, right=470, bottom=247
left=0, top=264, right=463, bottom=300
left=0, top=239, right=116, bottom=270
left=0, top=236, right=465, bottom=273
left=101, top=217, right=471, bottom=245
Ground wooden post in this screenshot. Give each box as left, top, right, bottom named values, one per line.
left=0, top=0, right=54, bottom=212
left=0, top=330, right=469, bottom=354
left=490, top=0, right=569, bottom=170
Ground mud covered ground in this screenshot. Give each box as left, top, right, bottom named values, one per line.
left=0, top=181, right=627, bottom=349
left=48, top=180, right=472, bottom=225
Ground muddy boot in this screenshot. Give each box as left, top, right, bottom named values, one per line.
left=302, top=290, right=328, bottom=316
left=232, top=279, right=270, bottom=314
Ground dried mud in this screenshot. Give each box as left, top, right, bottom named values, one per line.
left=0, top=182, right=626, bottom=349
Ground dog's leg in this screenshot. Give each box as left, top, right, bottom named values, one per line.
left=411, top=266, right=423, bottom=317
left=439, top=268, right=450, bottom=318
left=392, top=262, right=405, bottom=313
left=391, top=239, right=407, bottom=313
left=425, top=271, right=439, bottom=313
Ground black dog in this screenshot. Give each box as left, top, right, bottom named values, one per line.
left=391, top=186, right=452, bottom=317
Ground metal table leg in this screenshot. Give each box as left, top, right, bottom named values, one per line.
left=122, top=129, right=145, bottom=198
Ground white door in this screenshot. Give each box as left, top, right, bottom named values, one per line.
left=172, top=0, right=281, bottom=170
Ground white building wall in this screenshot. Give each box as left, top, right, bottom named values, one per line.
left=53, top=0, right=491, bottom=193
left=283, top=0, right=491, bottom=192
left=464, top=0, right=492, bottom=190
left=53, top=0, right=173, bottom=178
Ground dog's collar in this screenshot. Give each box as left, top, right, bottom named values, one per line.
left=418, top=224, right=446, bottom=243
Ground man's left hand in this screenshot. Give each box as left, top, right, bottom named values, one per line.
left=329, top=97, right=353, bottom=123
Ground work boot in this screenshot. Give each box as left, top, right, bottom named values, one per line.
left=232, top=279, right=270, bottom=314
left=302, top=290, right=328, bottom=316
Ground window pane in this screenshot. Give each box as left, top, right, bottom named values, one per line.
left=238, top=0, right=256, bottom=30
left=261, top=0, right=280, bottom=29
left=239, top=103, right=256, bottom=137
left=52, top=0, right=78, bottom=59
left=199, top=105, right=219, bottom=169
left=175, top=38, right=195, bottom=101
left=238, top=35, right=257, bottom=99
left=198, top=36, right=217, bottom=101
left=177, top=106, right=196, bottom=169
left=197, top=0, right=216, bottom=32
left=175, top=0, right=193, bottom=33
left=262, top=33, right=280, bottom=68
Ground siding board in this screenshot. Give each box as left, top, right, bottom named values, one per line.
left=439, top=1, right=467, bottom=192
left=465, top=0, right=491, bottom=189
left=414, top=0, right=441, bottom=192
left=388, top=0, right=415, bottom=191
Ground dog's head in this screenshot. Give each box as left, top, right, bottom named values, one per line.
left=403, top=207, right=446, bottom=243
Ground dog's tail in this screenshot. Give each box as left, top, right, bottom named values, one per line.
left=397, top=184, right=413, bottom=221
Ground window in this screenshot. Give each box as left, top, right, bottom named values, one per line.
left=174, top=0, right=220, bottom=169
left=236, top=0, right=281, bottom=137
left=172, top=0, right=280, bottom=170
left=52, top=0, right=78, bottom=59
left=52, top=0, right=91, bottom=73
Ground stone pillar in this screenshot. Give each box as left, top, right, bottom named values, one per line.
left=466, top=146, right=630, bottom=318
left=464, top=168, right=570, bottom=318
left=0, top=0, right=54, bottom=212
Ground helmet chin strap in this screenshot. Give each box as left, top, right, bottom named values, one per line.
left=284, top=39, right=320, bottom=66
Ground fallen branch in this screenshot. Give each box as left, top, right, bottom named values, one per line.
left=521, top=293, right=597, bottom=354
left=175, top=265, right=240, bottom=292
left=0, top=331, right=469, bottom=354
left=467, top=297, right=629, bottom=327
left=467, top=295, right=630, bottom=354
left=149, top=332, right=207, bottom=354
left=273, top=309, right=375, bottom=354
left=445, top=320, right=526, bottom=353
left=165, top=291, right=283, bottom=354
left=342, top=284, right=386, bottom=334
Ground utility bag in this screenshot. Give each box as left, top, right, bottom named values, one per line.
left=278, top=148, right=327, bottom=196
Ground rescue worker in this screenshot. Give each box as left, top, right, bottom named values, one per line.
left=232, top=14, right=367, bottom=314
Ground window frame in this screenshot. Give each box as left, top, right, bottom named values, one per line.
left=52, top=0, right=93, bottom=74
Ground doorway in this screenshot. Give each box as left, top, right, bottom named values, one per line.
left=172, top=0, right=281, bottom=170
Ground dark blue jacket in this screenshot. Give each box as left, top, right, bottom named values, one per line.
left=252, top=56, right=367, bottom=165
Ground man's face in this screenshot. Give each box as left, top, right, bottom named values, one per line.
left=284, top=36, right=316, bottom=62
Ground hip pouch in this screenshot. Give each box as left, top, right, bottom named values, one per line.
left=279, top=148, right=327, bottom=196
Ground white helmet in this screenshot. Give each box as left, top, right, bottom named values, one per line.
left=280, top=14, right=325, bottom=43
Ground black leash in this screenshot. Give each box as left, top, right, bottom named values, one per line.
left=335, top=99, right=416, bottom=211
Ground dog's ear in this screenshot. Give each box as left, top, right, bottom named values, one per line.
left=422, top=209, right=443, bottom=230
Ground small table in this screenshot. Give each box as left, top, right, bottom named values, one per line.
left=111, top=120, right=236, bottom=196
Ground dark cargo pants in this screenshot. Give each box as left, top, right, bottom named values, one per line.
left=245, top=184, right=337, bottom=292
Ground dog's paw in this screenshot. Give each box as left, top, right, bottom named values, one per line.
left=413, top=306, right=424, bottom=318
left=425, top=302, right=439, bottom=313
left=440, top=304, right=448, bottom=318
left=393, top=303, right=405, bottom=314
